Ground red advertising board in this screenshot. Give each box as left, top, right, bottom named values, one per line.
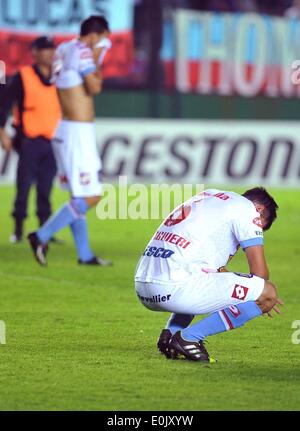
left=0, top=30, right=134, bottom=79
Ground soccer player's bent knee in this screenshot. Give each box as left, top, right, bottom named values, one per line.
left=71, top=197, right=89, bottom=215
left=71, top=197, right=100, bottom=215
left=256, top=281, right=278, bottom=313
left=85, top=196, right=101, bottom=208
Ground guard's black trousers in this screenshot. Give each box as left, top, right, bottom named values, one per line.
left=12, top=136, right=57, bottom=230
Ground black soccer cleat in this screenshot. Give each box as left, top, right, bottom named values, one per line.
left=78, top=256, right=113, bottom=266
left=168, top=331, right=215, bottom=363
left=157, top=329, right=172, bottom=358
left=27, top=232, right=48, bottom=266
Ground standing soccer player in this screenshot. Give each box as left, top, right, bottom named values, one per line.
left=28, top=16, right=113, bottom=266
left=135, top=187, right=283, bottom=362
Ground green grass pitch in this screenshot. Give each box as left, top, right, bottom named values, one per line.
left=0, top=185, right=299, bottom=411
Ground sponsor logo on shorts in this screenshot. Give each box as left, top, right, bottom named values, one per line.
left=80, top=172, right=91, bottom=185
left=231, top=284, right=249, bottom=300
left=137, top=293, right=171, bottom=304
left=253, top=217, right=263, bottom=228
left=143, top=246, right=174, bottom=259
left=228, top=305, right=241, bottom=318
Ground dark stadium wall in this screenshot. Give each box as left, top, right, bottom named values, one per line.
left=95, top=91, right=300, bottom=120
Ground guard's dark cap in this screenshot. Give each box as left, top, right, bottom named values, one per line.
left=30, top=36, right=55, bottom=50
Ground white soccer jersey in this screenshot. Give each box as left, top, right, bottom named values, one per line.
left=51, top=39, right=97, bottom=89
left=135, top=189, right=264, bottom=284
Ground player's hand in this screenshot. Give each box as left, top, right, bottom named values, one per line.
left=265, top=297, right=284, bottom=318
left=0, top=129, right=12, bottom=152
left=218, top=266, right=229, bottom=272
left=94, top=37, right=112, bottom=65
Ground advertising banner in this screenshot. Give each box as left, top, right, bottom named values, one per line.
left=162, top=10, right=300, bottom=98
left=0, top=0, right=134, bottom=78
left=2, top=4, right=300, bottom=96
left=1, top=120, right=299, bottom=187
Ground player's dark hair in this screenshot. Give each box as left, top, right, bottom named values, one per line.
left=243, top=187, right=278, bottom=231
left=80, top=15, right=109, bottom=36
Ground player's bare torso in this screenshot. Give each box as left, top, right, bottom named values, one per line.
left=58, top=85, right=95, bottom=122
left=52, top=39, right=100, bottom=123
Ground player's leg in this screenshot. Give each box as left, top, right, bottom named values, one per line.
left=134, top=280, right=195, bottom=356
left=37, top=196, right=90, bottom=243
left=33, top=195, right=98, bottom=243
left=180, top=280, right=277, bottom=342
left=166, top=313, right=195, bottom=335
left=28, top=196, right=89, bottom=265
left=28, top=122, right=110, bottom=266
left=157, top=314, right=194, bottom=356
left=35, top=123, right=95, bottom=246
left=168, top=273, right=276, bottom=362
left=69, top=195, right=111, bottom=265
left=67, top=123, right=112, bottom=266
left=27, top=123, right=80, bottom=264
left=30, top=194, right=111, bottom=265
left=70, top=213, right=94, bottom=263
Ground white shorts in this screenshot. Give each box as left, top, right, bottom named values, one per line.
left=135, top=271, right=265, bottom=315
left=52, top=120, right=102, bottom=197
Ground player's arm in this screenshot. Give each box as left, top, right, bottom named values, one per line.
left=232, top=200, right=269, bottom=279
left=83, top=38, right=111, bottom=96
left=93, top=37, right=112, bottom=66
left=79, top=47, right=103, bottom=95
left=245, top=245, right=269, bottom=280
left=0, top=127, right=12, bottom=151
left=83, top=70, right=102, bottom=95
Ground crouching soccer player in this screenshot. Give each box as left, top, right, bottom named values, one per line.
left=134, top=187, right=283, bottom=363
left=28, top=16, right=113, bottom=266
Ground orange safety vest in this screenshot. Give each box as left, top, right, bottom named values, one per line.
left=13, top=65, right=61, bottom=140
